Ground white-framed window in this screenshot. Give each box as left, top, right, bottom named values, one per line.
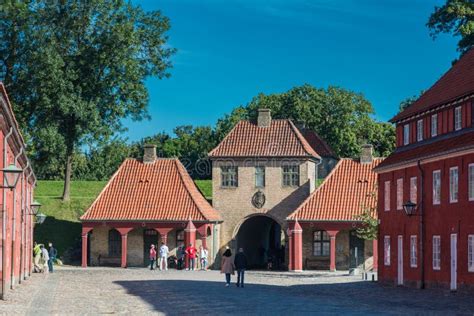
left=433, top=235, right=441, bottom=270
left=403, top=124, right=410, bottom=145
left=221, top=166, right=238, bottom=187
left=417, top=119, right=423, bottom=141
left=410, top=235, right=417, bottom=268
left=384, top=181, right=391, bottom=211
left=384, top=236, right=391, bottom=266
left=449, top=167, right=459, bottom=203
left=255, top=166, right=265, bottom=188
left=469, top=164, right=474, bottom=201
left=469, top=235, right=474, bottom=272
left=431, top=113, right=438, bottom=137
left=454, top=106, right=462, bottom=131
left=433, top=170, right=441, bottom=205
left=410, top=177, right=417, bottom=203
left=282, top=165, right=299, bottom=187
left=397, top=178, right=403, bottom=210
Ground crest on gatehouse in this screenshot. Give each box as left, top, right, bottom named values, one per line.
left=252, top=190, right=266, bottom=209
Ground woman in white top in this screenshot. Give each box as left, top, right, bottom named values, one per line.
left=200, top=246, right=209, bottom=270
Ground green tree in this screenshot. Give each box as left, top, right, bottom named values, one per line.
left=427, top=0, right=474, bottom=55
left=0, top=0, right=175, bottom=200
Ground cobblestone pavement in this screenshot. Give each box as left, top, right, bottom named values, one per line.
left=1, top=266, right=474, bottom=315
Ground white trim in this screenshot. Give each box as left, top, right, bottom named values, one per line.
left=449, top=166, right=459, bottom=203
left=384, top=236, right=391, bottom=266
left=384, top=181, right=391, bottom=211
left=431, top=113, right=438, bottom=137
left=469, top=164, right=474, bottom=202
left=410, top=235, right=417, bottom=268
left=410, top=177, right=417, bottom=203
left=433, top=235, right=441, bottom=271
left=468, top=235, right=474, bottom=273
left=433, top=170, right=441, bottom=205
left=454, top=106, right=462, bottom=131
left=417, top=119, right=423, bottom=142
left=403, top=124, right=410, bottom=145
left=396, top=178, right=403, bottom=210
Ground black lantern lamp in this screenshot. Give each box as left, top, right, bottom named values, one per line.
left=403, top=201, right=417, bottom=216
left=1, top=163, right=22, bottom=190
left=35, top=213, right=47, bottom=224
left=31, top=200, right=41, bottom=215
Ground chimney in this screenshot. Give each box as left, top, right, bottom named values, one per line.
left=257, top=108, right=271, bottom=127
left=143, top=144, right=157, bottom=163
left=360, top=144, right=373, bottom=164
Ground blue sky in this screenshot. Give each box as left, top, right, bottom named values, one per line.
left=124, top=0, right=458, bottom=141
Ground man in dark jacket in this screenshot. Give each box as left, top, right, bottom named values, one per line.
left=48, top=243, right=58, bottom=273
left=234, top=248, right=248, bottom=288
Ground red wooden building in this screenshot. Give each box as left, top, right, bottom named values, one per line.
left=374, top=49, right=474, bottom=291
left=0, top=83, right=37, bottom=299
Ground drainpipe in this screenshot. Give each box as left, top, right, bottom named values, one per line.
left=2, top=127, right=13, bottom=300
left=10, top=148, right=23, bottom=287
left=417, top=160, right=425, bottom=289
left=25, top=168, right=33, bottom=278
left=18, top=162, right=29, bottom=283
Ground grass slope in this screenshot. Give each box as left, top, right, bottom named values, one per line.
left=34, top=179, right=212, bottom=261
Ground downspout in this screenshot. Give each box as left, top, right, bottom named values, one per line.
left=10, top=148, right=23, bottom=287
left=417, top=160, right=425, bottom=289
left=1, top=127, right=13, bottom=299
left=25, top=168, right=32, bottom=278
left=19, top=162, right=29, bottom=283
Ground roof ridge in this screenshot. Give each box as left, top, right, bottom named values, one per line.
left=287, top=120, right=321, bottom=159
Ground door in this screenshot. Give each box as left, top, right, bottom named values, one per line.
left=143, top=229, right=159, bottom=267
left=450, top=234, right=457, bottom=291
left=349, top=230, right=365, bottom=269
left=397, top=235, right=403, bottom=285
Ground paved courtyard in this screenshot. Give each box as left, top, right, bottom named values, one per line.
left=1, top=266, right=474, bottom=315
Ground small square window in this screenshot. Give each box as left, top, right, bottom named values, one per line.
left=282, top=165, right=299, bottom=187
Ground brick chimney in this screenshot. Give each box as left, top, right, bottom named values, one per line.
left=257, top=108, right=271, bottom=127
left=143, top=144, right=157, bottom=163
left=360, top=144, right=373, bottom=164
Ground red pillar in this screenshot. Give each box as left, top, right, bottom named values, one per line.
left=155, top=227, right=173, bottom=246
left=327, top=230, right=339, bottom=272
left=287, top=228, right=293, bottom=271
left=184, top=219, right=196, bottom=269
left=116, top=227, right=133, bottom=268
left=372, top=239, right=378, bottom=272
left=81, top=227, right=93, bottom=268
left=291, top=219, right=303, bottom=271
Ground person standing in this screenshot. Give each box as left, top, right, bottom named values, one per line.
left=40, top=245, right=50, bottom=274
left=200, top=246, right=209, bottom=271
left=234, top=248, right=248, bottom=288
left=221, top=247, right=234, bottom=287
left=185, top=243, right=197, bottom=271
left=159, top=242, right=169, bottom=271
left=149, top=244, right=157, bottom=270
left=177, top=245, right=185, bottom=270
left=48, top=243, right=57, bottom=273
left=33, top=242, right=42, bottom=273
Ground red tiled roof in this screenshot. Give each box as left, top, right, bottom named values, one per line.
left=81, top=158, right=220, bottom=222
left=209, top=120, right=320, bottom=159
left=374, top=129, right=474, bottom=172
left=391, top=48, right=474, bottom=122
left=301, top=129, right=337, bottom=158
left=288, top=158, right=382, bottom=221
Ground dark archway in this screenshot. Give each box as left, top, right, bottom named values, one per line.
left=235, top=216, right=285, bottom=269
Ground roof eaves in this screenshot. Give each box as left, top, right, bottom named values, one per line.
left=288, top=120, right=321, bottom=160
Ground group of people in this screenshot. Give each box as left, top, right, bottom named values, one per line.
left=33, top=242, right=57, bottom=273
left=149, top=243, right=209, bottom=271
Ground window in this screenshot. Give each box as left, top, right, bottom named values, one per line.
left=433, top=170, right=441, bottom=205
left=282, top=165, right=299, bottom=187
left=313, top=231, right=330, bottom=256
left=410, top=177, right=417, bottom=203
left=397, top=178, right=403, bottom=210
left=433, top=236, right=441, bottom=270
left=255, top=166, right=265, bottom=187
left=410, top=235, right=417, bottom=268
left=384, top=236, right=391, bottom=266
left=454, top=106, right=462, bottom=131
left=384, top=181, right=391, bottom=211
left=417, top=119, right=423, bottom=141
left=176, top=230, right=185, bottom=248
left=469, top=164, right=474, bottom=201
left=403, top=124, right=410, bottom=145
left=469, top=235, right=474, bottom=272
left=431, top=114, right=438, bottom=137
left=221, top=166, right=238, bottom=187
left=108, top=229, right=121, bottom=257
left=449, top=167, right=459, bottom=203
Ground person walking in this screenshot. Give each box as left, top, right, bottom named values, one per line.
left=177, top=245, right=185, bottom=270
left=40, top=245, right=50, bottom=274
left=33, top=242, right=42, bottom=273
left=200, top=246, right=209, bottom=270
left=220, top=247, right=235, bottom=287
left=234, top=248, right=247, bottom=287
left=48, top=243, right=57, bottom=273
left=149, top=244, right=157, bottom=270
left=159, top=242, right=169, bottom=271
left=185, top=243, right=197, bottom=271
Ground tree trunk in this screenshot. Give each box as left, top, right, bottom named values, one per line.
left=62, top=150, right=73, bottom=201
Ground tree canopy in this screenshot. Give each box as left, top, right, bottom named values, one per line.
left=0, top=0, right=175, bottom=200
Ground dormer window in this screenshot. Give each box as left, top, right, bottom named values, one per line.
left=417, top=119, right=423, bottom=141
left=403, top=124, right=410, bottom=145
left=431, top=114, right=438, bottom=137
left=454, top=106, right=462, bottom=131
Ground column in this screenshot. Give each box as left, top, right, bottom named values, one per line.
left=81, top=227, right=93, bottom=268
left=287, top=228, right=293, bottom=271
left=116, top=227, right=133, bottom=268
left=184, top=219, right=196, bottom=269
left=290, top=219, right=303, bottom=271
left=197, top=224, right=209, bottom=249
left=372, top=239, right=378, bottom=272
left=327, top=230, right=339, bottom=272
